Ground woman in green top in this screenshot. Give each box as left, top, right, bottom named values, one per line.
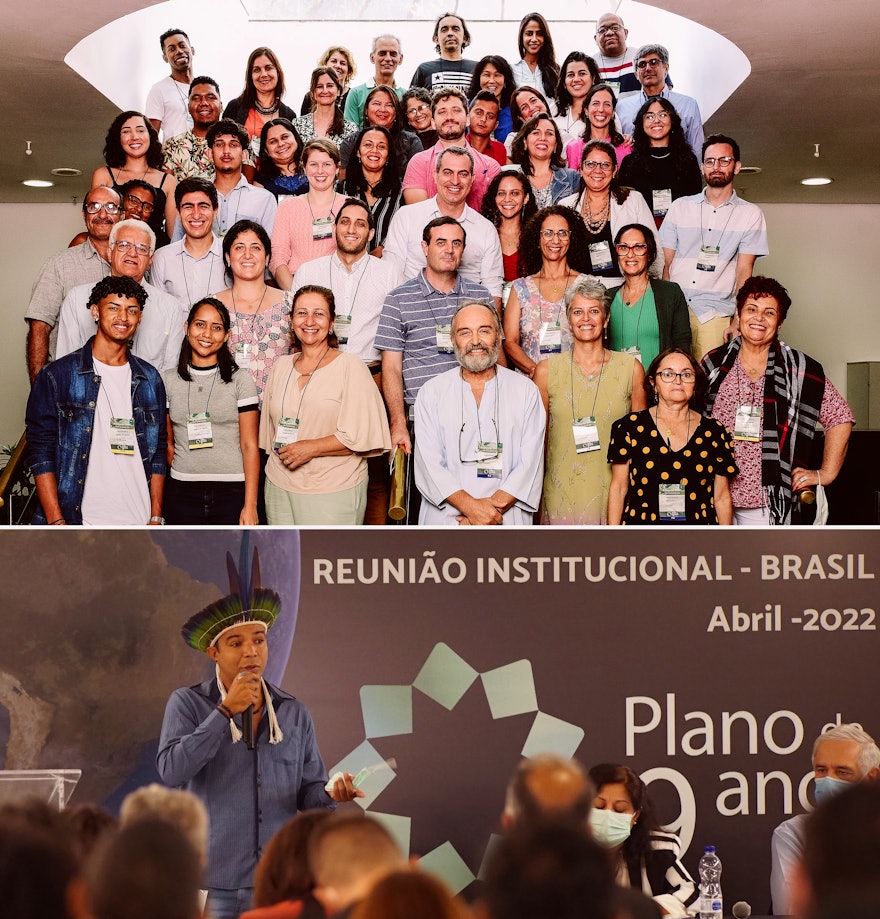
left=607, top=223, right=691, bottom=372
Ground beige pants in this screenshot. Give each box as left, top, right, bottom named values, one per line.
left=688, top=311, right=732, bottom=362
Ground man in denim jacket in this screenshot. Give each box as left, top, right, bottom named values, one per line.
left=26, top=276, right=167, bottom=526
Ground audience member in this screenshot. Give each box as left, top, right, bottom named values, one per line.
left=414, top=301, right=544, bottom=525
left=120, top=782, right=210, bottom=864
left=409, top=13, right=476, bottom=92
left=27, top=275, right=167, bottom=526
left=501, top=754, right=595, bottom=830
left=353, top=870, right=472, bottom=919
left=25, top=185, right=121, bottom=382
left=146, top=28, right=196, bottom=139
left=61, top=802, right=118, bottom=863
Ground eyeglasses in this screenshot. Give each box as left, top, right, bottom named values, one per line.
left=112, top=239, right=152, bottom=256
left=541, top=228, right=570, bottom=239
left=407, top=103, right=431, bottom=115
left=703, top=156, right=736, bottom=167
left=636, top=58, right=665, bottom=69
left=615, top=242, right=648, bottom=255
left=596, top=24, right=622, bottom=34
left=84, top=201, right=121, bottom=215
left=644, top=111, right=670, bottom=123
left=125, top=193, right=155, bottom=214
left=582, top=160, right=614, bottom=172
left=656, top=369, right=696, bottom=383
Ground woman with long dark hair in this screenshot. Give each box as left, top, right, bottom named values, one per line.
left=505, top=85, right=552, bottom=151
left=223, top=48, right=296, bottom=156
left=481, top=170, right=538, bottom=284
left=163, top=297, right=260, bottom=525
left=509, top=112, right=580, bottom=208
left=254, top=118, right=307, bottom=199
left=618, top=96, right=702, bottom=228
left=468, top=55, right=515, bottom=139
left=512, top=13, right=560, bottom=100
left=554, top=51, right=600, bottom=142
left=92, top=110, right=178, bottom=238
left=293, top=67, right=358, bottom=146
left=340, top=85, right=421, bottom=178
left=565, top=82, right=632, bottom=170
left=340, top=126, right=403, bottom=255
left=587, top=763, right=699, bottom=916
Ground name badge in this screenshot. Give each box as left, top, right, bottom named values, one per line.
left=589, top=240, right=613, bottom=271
left=697, top=244, right=720, bottom=272
left=109, top=417, right=136, bottom=455
left=312, top=216, right=333, bottom=240
left=572, top=416, right=600, bottom=453
left=251, top=137, right=262, bottom=158
left=502, top=282, right=513, bottom=308
left=733, top=404, right=761, bottom=442
left=623, top=345, right=642, bottom=364
left=187, top=411, right=213, bottom=449
left=335, top=314, right=352, bottom=345
left=658, top=483, right=686, bottom=520
left=436, top=324, right=454, bottom=353
left=606, top=79, right=621, bottom=98
left=234, top=341, right=252, bottom=369
left=273, top=417, right=299, bottom=451
left=539, top=320, right=562, bottom=354
left=652, top=187, right=672, bottom=217
left=477, top=441, right=503, bottom=479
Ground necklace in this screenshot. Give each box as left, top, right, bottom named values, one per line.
left=655, top=405, right=691, bottom=449
left=622, top=279, right=649, bottom=306
left=538, top=269, right=572, bottom=298
left=581, top=195, right=610, bottom=233
left=574, top=348, right=608, bottom=380
left=254, top=98, right=279, bottom=116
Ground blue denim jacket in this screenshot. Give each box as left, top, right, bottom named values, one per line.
left=549, top=167, right=583, bottom=203
left=26, top=337, right=167, bottom=524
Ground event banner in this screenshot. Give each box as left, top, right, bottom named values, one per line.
left=1, top=528, right=877, bottom=909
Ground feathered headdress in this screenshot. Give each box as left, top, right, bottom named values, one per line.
left=181, top=534, right=281, bottom=652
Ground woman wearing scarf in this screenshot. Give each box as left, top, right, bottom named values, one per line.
left=701, top=276, right=854, bottom=525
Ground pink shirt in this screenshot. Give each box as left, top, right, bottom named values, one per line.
left=402, top=140, right=501, bottom=211
left=269, top=193, right=347, bottom=278
left=566, top=138, right=632, bottom=171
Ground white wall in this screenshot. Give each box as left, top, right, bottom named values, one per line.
left=2, top=201, right=878, bottom=449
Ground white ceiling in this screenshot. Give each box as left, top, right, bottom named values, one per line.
left=3, top=0, right=878, bottom=205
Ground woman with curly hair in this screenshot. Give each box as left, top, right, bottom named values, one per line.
left=509, top=112, right=580, bottom=208
left=618, top=96, right=702, bottom=228
left=512, top=13, right=560, bottom=100
left=587, top=763, right=699, bottom=914
left=468, top=55, right=516, bottom=139
left=481, top=170, right=537, bottom=284
left=92, top=110, right=178, bottom=237
left=502, top=205, right=593, bottom=375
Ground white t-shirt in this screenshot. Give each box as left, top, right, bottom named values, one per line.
left=145, top=75, right=192, bottom=141
left=81, top=358, right=151, bottom=526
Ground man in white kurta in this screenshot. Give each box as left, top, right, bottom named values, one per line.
left=414, top=301, right=545, bottom=525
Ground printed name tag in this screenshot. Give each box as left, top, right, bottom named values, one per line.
left=436, top=324, right=454, bottom=353
left=477, top=441, right=503, bottom=479
left=273, top=417, right=299, bottom=451
left=234, top=341, right=252, bottom=369
left=623, top=345, right=642, bottom=364
left=733, top=404, right=761, bottom=442
left=572, top=416, right=600, bottom=453
left=589, top=240, right=613, bottom=271
left=312, top=216, right=333, bottom=240
left=109, top=417, right=136, bottom=455
left=335, top=314, right=352, bottom=345
left=697, top=245, right=720, bottom=272
left=652, top=187, right=672, bottom=217
left=187, top=411, right=213, bottom=449
left=658, top=483, right=686, bottom=520
left=539, top=321, right=562, bottom=354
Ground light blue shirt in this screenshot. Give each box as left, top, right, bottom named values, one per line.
left=616, top=88, right=705, bottom=161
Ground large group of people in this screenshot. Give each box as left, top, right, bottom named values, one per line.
left=23, top=11, right=854, bottom=526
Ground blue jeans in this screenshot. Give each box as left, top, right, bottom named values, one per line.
left=205, top=888, right=253, bottom=919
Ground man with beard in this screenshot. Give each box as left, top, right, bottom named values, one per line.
left=163, top=78, right=256, bottom=182
left=413, top=300, right=544, bottom=525
left=409, top=13, right=476, bottom=92
left=146, top=29, right=196, bottom=141
left=401, top=88, right=500, bottom=210
left=344, top=35, right=406, bottom=125
left=25, top=186, right=122, bottom=382
left=660, top=134, right=768, bottom=358
left=56, top=219, right=185, bottom=371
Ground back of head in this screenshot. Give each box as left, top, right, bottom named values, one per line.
left=87, top=818, right=201, bottom=919
left=352, top=869, right=469, bottom=919
left=484, top=819, right=615, bottom=919
left=503, top=755, right=594, bottom=830
left=801, top=782, right=880, bottom=913
left=61, top=802, right=118, bottom=862
left=120, top=783, right=209, bottom=862
left=0, top=818, right=78, bottom=919
left=309, top=813, right=405, bottom=914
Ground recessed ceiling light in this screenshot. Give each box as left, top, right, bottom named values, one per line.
left=51, top=167, right=83, bottom=177
left=739, top=166, right=762, bottom=175
left=22, top=179, right=54, bottom=188
left=801, top=177, right=833, bottom=186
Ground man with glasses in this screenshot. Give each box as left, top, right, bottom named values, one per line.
left=413, top=300, right=544, bottom=525
left=660, top=134, right=768, bottom=358
left=25, top=186, right=122, bottom=383
left=616, top=44, right=704, bottom=160
left=26, top=275, right=167, bottom=526
left=344, top=35, right=406, bottom=125
left=56, top=220, right=185, bottom=371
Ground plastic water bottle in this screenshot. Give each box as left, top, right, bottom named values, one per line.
left=699, top=845, right=723, bottom=919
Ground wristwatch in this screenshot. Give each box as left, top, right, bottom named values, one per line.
left=149, top=516, right=166, bottom=525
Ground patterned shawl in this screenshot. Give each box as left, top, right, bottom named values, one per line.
left=702, top=337, right=825, bottom=525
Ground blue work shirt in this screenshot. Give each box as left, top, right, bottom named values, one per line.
left=157, top=679, right=335, bottom=891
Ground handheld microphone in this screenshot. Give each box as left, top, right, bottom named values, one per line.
left=242, top=704, right=255, bottom=750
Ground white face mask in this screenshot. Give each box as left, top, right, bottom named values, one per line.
left=814, top=775, right=853, bottom=804
left=589, top=807, right=634, bottom=848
